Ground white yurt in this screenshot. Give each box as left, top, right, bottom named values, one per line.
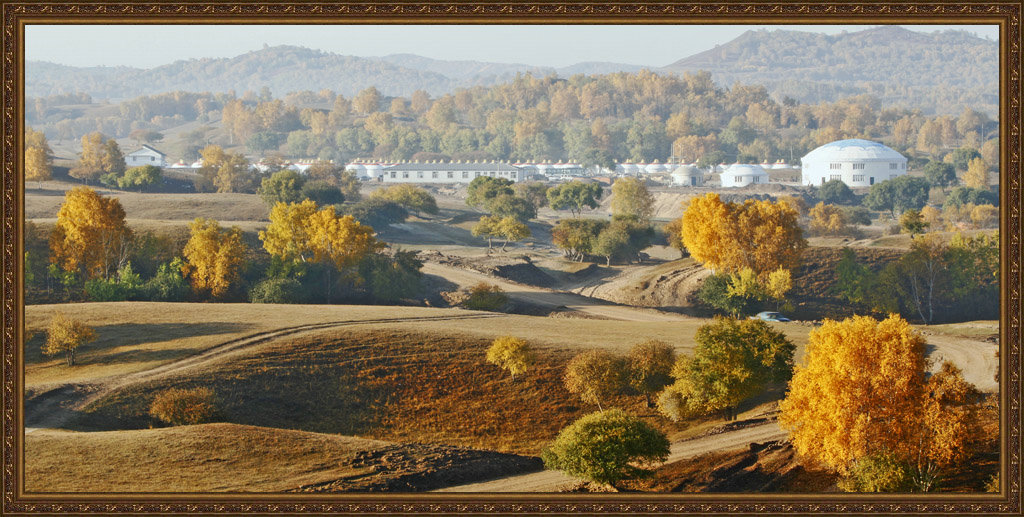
left=800, top=139, right=907, bottom=187
left=345, top=162, right=368, bottom=180
left=720, top=163, right=769, bottom=187
left=670, top=165, right=705, bottom=187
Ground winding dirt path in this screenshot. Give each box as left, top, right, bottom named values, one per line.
left=422, top=262, right=693, bottom=322
left=435, top=421, right=786, bottom=492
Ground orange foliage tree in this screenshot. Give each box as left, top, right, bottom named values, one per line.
left=50, top=186, right=132, bottom=280
left=182, top=218, right=248, bottom=298
left=681, top=193, right=805, bottom=276
left=780, top=314, right=979, bottom=489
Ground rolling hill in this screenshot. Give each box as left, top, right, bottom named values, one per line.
left=27, top=26, right=997, bottom=114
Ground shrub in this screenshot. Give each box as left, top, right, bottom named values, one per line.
left=486, top=336, right=535, bottom=380
left=627, top=340, right=675, bottom=407
left=144, top=258, right=189, bottom=302
left=84, top=262, right=143, bottom=301
left=301, top=180, right=345, bottom=206
left=250, top=277, right=306, bottom=304
left=149, top=387, right=218, bottom=426
left=461, top=282, right=509, bottom=312
left=541, top=409, right=670, bottom=488
left=696, top=273, right=761, bottom=317
left=838, top=452, right=912, bottom=492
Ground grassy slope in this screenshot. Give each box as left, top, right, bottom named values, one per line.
left=26, top=424, right=387, bottom=492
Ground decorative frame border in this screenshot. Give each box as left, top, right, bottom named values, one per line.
left=1, top=2, right=1020, bottom=514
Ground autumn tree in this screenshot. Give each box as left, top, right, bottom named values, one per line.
left=303, top=207, right=382, bottom=302
left=963, top=157, right=989, bottom=189
left=780, top=315, right=979, bottom=490
left=681, top=193, right=805, bottom=276
left=662, top=218, right=687, bottom=258
left=970, top=204, right=998, bottom=229
left=551, top=218, right=606, bottom=261
left=610, top=177, right=654, bottom=222
left=542, top=409, right=670, bottom=489
left=487, top=194, right=536, bottom=222
left=659, top=317, right=794, bottom=421
left=371, top=184, right=439, bottom=215
left=44, top=312, right=96, bottom=366
left=764, top=267, right=793, bottom=310
left=513, top=181, right=550, bottom=211
left=486, top=336, right=535, bottom=380
left=50, top=187, right=132, bottom=280
left=307, top=161, right=361, bottom=202
left=70, top=132, right=122, bottom=183
left=496, top=217, right=530, bottom=251
left=353, top=86, right=382, bottom=114
left=809, top=202, right=849, bottom=236
left=182, top=218, right=248, bottom=298
left=627, top=340, right=676, bottom=407
left=25, top=127, right=53, bottom=186
left=564, top=350, right=628, bottom=411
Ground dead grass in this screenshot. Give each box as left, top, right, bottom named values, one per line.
left=26, top=184, right=268, bottom=222
left=25, top=423, right=389, bottom=492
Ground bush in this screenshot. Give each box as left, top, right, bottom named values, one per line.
left=696, top=273, right=761, bottom=317
left=301, top=180, right=345, bottom=206
left=564, top=350, right=628, bottom=410
left=250, top=277, right=306, bottom=304
left=838, top=452, right=912, bottom=492
left=149, top=387, right=218, bottom=426
left=342, top=198, right=409, bottom=229
left=144, top=258, right=189, bottom=302
left=541, top=409, right=670, bottom=488
left=357, top=250, right=423, bottom=303
left=84, top=263, right=143, bottom=301
left=460, top=282, right=509, bottom=312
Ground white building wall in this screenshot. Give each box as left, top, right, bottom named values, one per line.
left=125, top=149, right=166, bottom=168
left=801, top=160, right=907, bottom=187
left=380, top=167, right=526, bottom=184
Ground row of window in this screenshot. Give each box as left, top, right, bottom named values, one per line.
left=827, top=162, right=906, bottom=170
left=388, top=170, right=521, bottom=180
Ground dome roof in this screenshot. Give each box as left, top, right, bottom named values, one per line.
left=721, top=163, right=768, bottom=177
left=671, top=165, right=702, bottom=178
left=801, top=139, right=906, bottom=163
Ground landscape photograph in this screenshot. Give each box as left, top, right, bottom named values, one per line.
left=18, top=20, right=1005, bottom=500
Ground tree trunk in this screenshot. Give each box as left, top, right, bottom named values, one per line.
left=66, top=348, right=75, bottom=367
left=501, top=239, right=508, bottom=252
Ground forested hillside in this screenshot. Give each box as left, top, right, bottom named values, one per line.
left=27, top=27, right=997, bottom=115
left=28, top=68, right=998, bottom=174
left=664, top=26, right=997, bottom=115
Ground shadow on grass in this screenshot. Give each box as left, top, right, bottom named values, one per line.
left=25, top=322, right=253, bottom=365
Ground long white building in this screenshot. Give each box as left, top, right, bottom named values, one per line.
left=801, top=139, right=907, bottom=187
left=348, top=161, right=530, bottom=184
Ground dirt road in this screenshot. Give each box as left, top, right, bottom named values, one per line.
left=422, top=262, right=692, bottom=322
left=435, top=421, right=786, bottom=492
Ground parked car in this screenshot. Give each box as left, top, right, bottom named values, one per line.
left=751, top=311, right=791, bottom=322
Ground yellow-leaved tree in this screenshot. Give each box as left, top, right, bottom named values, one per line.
left=780, top=314, right=979, bottom=491
left=25, top=127, right=53, bottom=186
left=50, top=186, right=132, bottom=280
left=764, top=267, right=792, bottom=310
left=681, top=193, right=805, bottom=276
left=809, top=202, right=847, bottom=236
left=963, top=157, right=989, bottom=189
left=486, top=336, right=535, bottom=380
left=259, top=200, right=319, bottom=262
left=44, top=312, right=96, bottom=366
left=182, top=218, right=248, bottom=298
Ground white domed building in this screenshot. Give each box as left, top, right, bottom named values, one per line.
left=720, top=163, right=769, bottom=187
left=800, top=139, right=907, bottom=187
left=670, top=165, right=705, bottom=187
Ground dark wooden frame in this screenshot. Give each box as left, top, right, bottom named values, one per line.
left=2, top=2, right=1019, bottom=514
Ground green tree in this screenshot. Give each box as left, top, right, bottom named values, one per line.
left=514, top=181, right=550, bottom=211
left=542, top=409, right=670, bottom=489
left=659, top=317, right=794, bottom=421
left=300, top=180, right=344, bottom=205
left=818, top=179, right=855, bottom=205
left=116, top=165, right=163, bottom=192
left=547, top=180, right=603, bottom=217
left=922, top=161, right=957, bottom=189
left=900, top=209, right=929, bottom=235
left=487, top=194, right=536, bottom=222
left=627, top=340, right=676, bottom=407
left=259, top=169, right=306, bottom=206
left=550, top=218, right=607, bottom=261
left=472, top=215, right=502, bottom=251
left=864, top=176, right=930, bottom=218
left=496, top=217, right=531, bottom=251
left=466, top=176, right=514, bottom=209
left=371, top=184, right=439, bottom=215
left=593, top=224, right=631, bottom=266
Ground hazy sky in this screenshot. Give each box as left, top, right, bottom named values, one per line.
left=26, top=24, right=998, bottom=69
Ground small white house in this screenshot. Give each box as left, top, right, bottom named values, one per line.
left=125, top=145, right=167, bottom=168
left=670, top=165, right=705, bottom=187
left=720, top=163, right=769, bottom=187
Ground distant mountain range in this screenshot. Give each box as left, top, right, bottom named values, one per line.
left=26, top=26, right=997, bottom=114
